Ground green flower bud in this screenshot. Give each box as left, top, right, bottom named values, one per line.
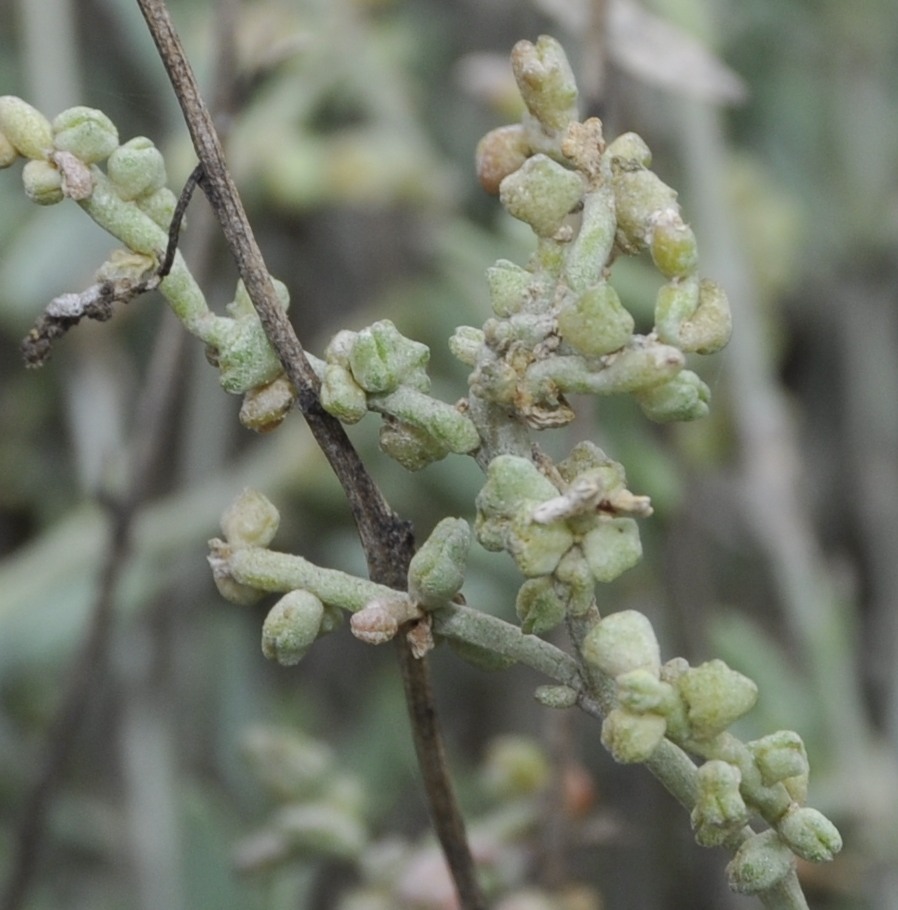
left=378, top=418, right=450, bottom=470
left=726, top=830, right=794, bottom=895
left=654, top=277, right=732, bottom=354
left=239, top=374, right=296, bottom=433
left=601, top=707, right=666, bottom=763
left=448, top=325, right=485, bottom=365
left=649, top=209, right=699, bottom=279
left=408, top=517, right=471, bottom=608
left=606, top=131, right=652, bottom=169
left=581, top=518, right=642, bottom=582
left=777, top=806, right=842, bottom=863
left=482, top=735, right=550, bottom=798
left=616, top=668, right=672, bottom=715
left=52, top=106, right=118, bottom=163
left=227, top=276, right=290, bottom=318
left=262, top=590, right=325, bottom=665
left=0, top=130, right=18, bottom=168
left=534, top=684, right=578, bottom=709
left=136, top=186, right=177, bottom=229
left=516, top=576, right=566, bottom=634
left=22, top=158, right=63, bottom=204
left=691, top=759, right=749, bottom=847
left=476, top=124, right=530, bottom=195
left=0, top=96, right=53, bottom=159
left=487, top=259, right=532, bottom=317
left=612, top=166, right=678, bottom=254
left=557, top=282, right=634, bottom=356
left=499, top=153, right=584, bottom=237
left=321, top=362, right=368, bottom=424
left=372, top=386, right=480, bottom=453
left=212, top=316, right=284, bottom=394
left=274, top=801, right=367, bottom=859
left=552, top=547, right=595, bottom=615
left=748, top=731, right=810, bottom=788
left=507, top=509, right=575, bottom=577
left=511, top=36, right=578, bottom=133
left=582, top=610, right=661, bottom=678
left=349, top=320, right=430, bottom=394
left=476, top=455, right=560, bottom=519
left=220, top=488, right=281, bottom=548
left=677, top=659, right=758, bottom=739
left=324, top=329, right=357, bottom=366
left=107, top=136, right=166, bottom=200
left=635, top=370, right=710, bottom=422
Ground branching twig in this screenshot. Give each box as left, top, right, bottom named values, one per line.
left=132, top=1, right=484, bottom=905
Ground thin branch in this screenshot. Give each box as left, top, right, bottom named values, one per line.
left=131, top=1, right=484, bottom=905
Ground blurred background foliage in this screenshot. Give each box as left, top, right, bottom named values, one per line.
left=0, top=0, right=896, bottom=908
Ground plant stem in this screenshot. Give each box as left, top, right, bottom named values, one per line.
left=132, top=2, right=484, bottom=905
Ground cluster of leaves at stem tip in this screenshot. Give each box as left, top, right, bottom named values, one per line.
left=2, top=33, right=841, bottom=902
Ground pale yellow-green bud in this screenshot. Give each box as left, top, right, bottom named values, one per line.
left=487, top=259, right=532, bottom=317
left=107, top=136, right=167, bottom=200
left=557, top=282, right=634, bottom=357
left=580, top=518, right=642, bottom=583
left=649, top=209, right=699, bottom=280
left=0, top=96, right=53, bottom=159
left=499, top=153, right=584, bottom=237
left=748, top=731, right=809, bottom=788
left=227, top=277, right=290, bottom=318
left=22, top=158, right=63, bottom=205
left=582, top=610, right=661, bottom=678
left=378, top=419, right=450, bottom=471
left=777, top=806, right=842, bottom=863
left=691, top=759, right=749, bottom=846
left=407, top=517, right=471, bottom=609
left=601, top=707, right=666, bottom=763
left=615, top=668, right=672, bottom=715
left=606, top=131, right=652, bottom=169
left=476, top=455, right=559, bottom=520
left=239, top=374, right=296, bottom=433
left=208, top=541, right=265, bottom=606
left=262, top=590, right=325, bottom=665
left=348, top=320, right=430, bottom=394
left=52, top=106, right=118, bottom=163
left=552, top=546, right=595, bottom=615
left=516, top=576, right=566, bottom=634
left=320, top=363, right=368, bottom=424
left=726, top=830, right=794, bottom=895
left=448, top=325, right=485, bottom=365
left=476, top=124, right=529, bottom=195
left=220, top=488, right=281, bottom=548
left=677, top=659, right=758, bottom=740
left=654, top=277, right=732, bottom=355
left=511, top=36, right=578, bottom=133
left=506, top=509, right=575, bottom=577
left=612, top=165, right=678, bottom=254
left=635, top=370, right=710, bottom=423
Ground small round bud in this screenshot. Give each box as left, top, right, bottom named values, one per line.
left=606, top=131, right=652, bottom=169
left=379, top=418, right=449, bottom=471
left=691, top=759, right=749, bottom=846
left=320, top=363, right=368, bottom=424
left=511, top=36, right=578, bottom=133
left=220, top=488, right=281, bottom=548
left=486, top=259, right=532, bottom=317
left=601, top=707, right=666, bottom=763
left=476, top=124, right=529, bottom=195
left=516, top=576, right=566, bottom=634
left=107, top=136, right=167, bottom=200
left=506, top=509, right=574, bottom=577
left=777, top=806, right=842, bottom=863
left=448, top=325, right=485, bottom=365
left=262, top=590, right=325, bottom=665
left=499, top=153, right=584, bottom=237
left=408, top=517, right=471, bottom=609
left=0, top=96, right=53, bottom=159
left=557, top=283, right=634, bottom=356
left=677, top=659, right=758, bottom=739
left=726, top=830, right=794, bottom=895
left=582, top=610, right=661, bottom=678
left=581, top=518, right=643, bottom=583
left=136, top=186, right=177, bottom=229
left=239, top=374, right=296, bottom=433
left=22, top=158, right=63, bottom=205
left=348, top=320, right=429, bottom=394
left=649, top=208, right=699, bottom=279
left=52, top=106, right=118, bottom=163
left=635, top=370, right=710, bottom=423
left=747, top=731, right=809, bottom=787
left=208, top=541, right=265, bottom=606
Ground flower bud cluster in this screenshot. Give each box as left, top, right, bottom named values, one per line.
left=475, top=443, right=647, bottom=631
left=580, top=609, right=841, bottom=883
left=318, top=319, right=480, bottom=469
left=460, top=37, right=732, bottom=428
